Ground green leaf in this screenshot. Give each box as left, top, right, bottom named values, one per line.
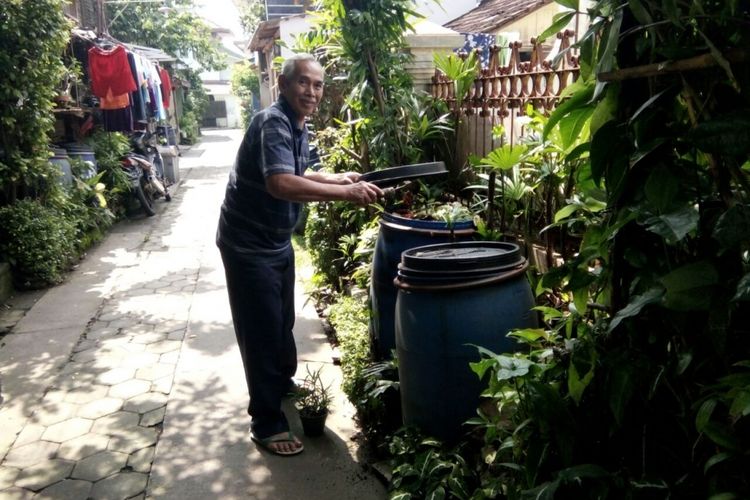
left=729, top=390, right=750, bottom=419
left=708, top=494, right=739, bottom=500
left=543, top=79, right=595, bottom=139
left=593, top=9, right=623, bottom=100
left=555, top=0, right=579, bottom=10
left=390, top=492, right=412, bottom=500
left=645, top=166, right=681, bottom=213
left=554, top=204, right=579, bottom=223
left=704, top=452, right=732, bottom=474
left=660, top=261, right=719, bottom=311
left=696, top=398, right=717, bottom=432
left=494, top=356, right=533, bottom=381
left=733, top=273, right=750, bottom=302
left=703, top=422, right=740, bottom=451
left=713, top=204, right=750, bottom=251
left=558, top=107, right=593, bottom=151
left=480, top=144, right=528, bottom=171
left=691, top=112, right=750, bottom=158
left=644, top=205, right=699, bottom=244
left=568, top=356, right=594, bottom=404
left=628, top=0, right=654, bottom=26
left=608, top=287, right=664, bottom=332
left=538, top=11, right=577, bottom=43
left=508, top=328, right=549, bottom=344
left=426, top=485, right=446, bottom=500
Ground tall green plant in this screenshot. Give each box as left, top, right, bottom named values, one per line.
left=470, top=0, right=750, bottom=497
left=0, top=0, right=70, bottom=204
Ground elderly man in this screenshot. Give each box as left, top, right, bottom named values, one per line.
left=216, top=53, right=382, bottom=456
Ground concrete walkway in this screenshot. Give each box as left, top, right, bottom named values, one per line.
left=0, top=129, right=386, bottom=499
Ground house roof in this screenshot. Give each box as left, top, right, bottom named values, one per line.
left=248, top=18, right=281, bottom=52
left=445, top=0, right=552, bottom=33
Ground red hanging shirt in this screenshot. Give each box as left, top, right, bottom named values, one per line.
left=159, top=67, right=172, bottom=109
left=88, top=45, right=137, bottom=98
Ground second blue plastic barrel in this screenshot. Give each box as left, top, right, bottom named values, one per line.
left=394, top=241, right=538, bottom=441
left=369, top=212, right=475, bottom=360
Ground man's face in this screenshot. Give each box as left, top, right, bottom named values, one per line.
left=279, top=60, right=324, bottom=120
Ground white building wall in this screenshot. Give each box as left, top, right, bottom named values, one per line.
left=278, top=16, right=312, bottom=59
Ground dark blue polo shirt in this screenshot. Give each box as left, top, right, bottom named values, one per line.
left=217, top=95, right=309, bottom=255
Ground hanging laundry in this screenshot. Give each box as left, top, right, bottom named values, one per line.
left=458, top=33, right=496, bottom=69
left=88, top=45, right=137, bottom=98
left=159, top=67, right=172, bottom=109
left=127, top=51, right=147, bottom=122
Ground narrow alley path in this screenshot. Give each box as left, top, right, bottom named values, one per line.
left=0, top=129, right=386, bottom=499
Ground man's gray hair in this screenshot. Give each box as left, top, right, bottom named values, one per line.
left=281, top=53, right=321, bottom=80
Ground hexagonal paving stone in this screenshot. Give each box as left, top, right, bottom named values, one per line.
left=122, top=393, right=168, bottom=414
left=91, top=411, right=140, bottom=436
left=144, top=340, right=181, bottom=355
left=35, top=479, right=93, bottom=499
left=152, top=375, right=174, bottom=395
left=77, top=397, right=124, bottom=420
left=135, top=363, right=174, bottom=382
left=64, top=384, right=110, bottom=405
left=159, top=351, right=180, bottom=365
left=109, top=379, right=151, bottom=400
left=14, top=459, right=74, bottom=492
left=119, top=352, right=161, bottom=369
left=139, top=406, right=166, bottom=427
left=122, top=323, right=154, bottom=336
left=154, top=319, right=188, bottom=335
left=108, top=427, right=159, bottom=454
left=3, top=441, right=59, bottom=469
left=167, top=330, right=185, bottom=341
left=127, top=446, right=155, bottom=473
left=0, top=486, right=35, bottom=499
left=97, top=367, right=136, bottom=386
left=86, top=326, right=121, bottom=341
left=12, top=424, right=45, bottom=448
left=71, top=450, right=129, bottom=482
left=57, top=433, right=110, bottom=461
left=0, top=466, right=21, bottom=490
left=89, top=471, right=147, bottom=500
left=31, top=402, right=78, bottom=427
left=41, top=417, right=93, bottom=443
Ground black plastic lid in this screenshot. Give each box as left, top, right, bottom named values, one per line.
left=400, top=241, right=523, bottom=273
left=360, top=161, right=447, bottom=187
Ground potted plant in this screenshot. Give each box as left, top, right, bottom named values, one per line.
left=294, top=364, right=332, bottom=437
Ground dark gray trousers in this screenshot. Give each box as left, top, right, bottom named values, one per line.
left=219, top=244, right=297, bottom=438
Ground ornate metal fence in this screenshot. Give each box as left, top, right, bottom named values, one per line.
left=430, top=31, right=580, bottom=163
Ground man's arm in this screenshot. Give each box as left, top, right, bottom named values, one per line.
left=266, top=173, right=382, bottom=205
left=304, top=170, right=360, bottom=185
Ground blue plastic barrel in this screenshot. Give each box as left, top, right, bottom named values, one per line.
left=394, top=241, right=537, bottom=441
left=63, top=143, right=97, bottom=179
left=49, top=148, right=73, bottom=186
left=369, top=212, right=475, bottom=360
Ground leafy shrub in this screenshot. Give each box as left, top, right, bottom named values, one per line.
left=57, top=157, right=115, bottom=252
left=0, top=198, right=77, bottom=287
left=86, top=129, right=131, bottom=216
left=329, top=295, right=401, bottom=450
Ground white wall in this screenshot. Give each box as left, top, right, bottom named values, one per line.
left=279, top=16, right=312, bottom=59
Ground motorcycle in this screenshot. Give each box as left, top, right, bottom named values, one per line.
left=121, top=130, right=171, bottom=217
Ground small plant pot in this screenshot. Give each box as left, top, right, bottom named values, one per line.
left=299, top=410, right=328, bottom=437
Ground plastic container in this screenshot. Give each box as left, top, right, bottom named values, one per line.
left=394, top=241, right=537, bottom=441
left=49, top=148, right=73, bottom=186
left=369, top=212, right=475, bottom=360
left=63, top=143, right=97, bottom=179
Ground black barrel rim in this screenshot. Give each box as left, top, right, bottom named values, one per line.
left=401, top=241, right=522, bottom=273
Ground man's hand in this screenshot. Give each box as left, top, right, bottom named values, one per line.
left=339, top=172, right=360, bottom=184
left=346, top=181, right=383, bottom=206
